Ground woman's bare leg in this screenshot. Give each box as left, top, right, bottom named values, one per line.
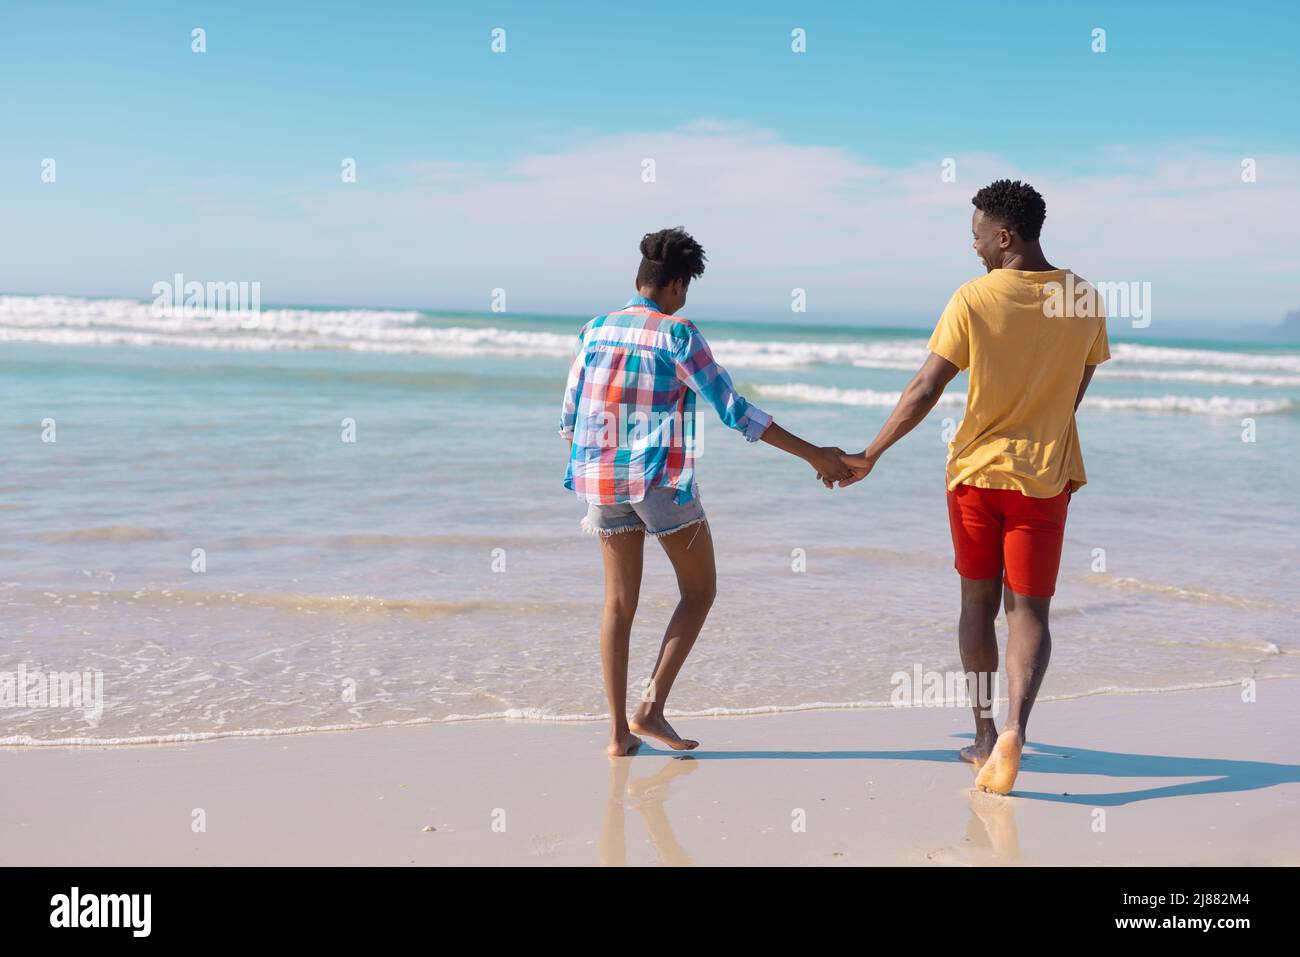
left=630, top=521, right=715, bottom=750
left=599, top=530, right=646, bottom=756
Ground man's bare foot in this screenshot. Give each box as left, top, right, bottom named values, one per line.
left=607, top=731, right=643, bottom=757
left=629, top=711, right=698, bottom=750
left=974, top=729, right=1024, bottom=794
left=959, top=733, right=998, bottom=767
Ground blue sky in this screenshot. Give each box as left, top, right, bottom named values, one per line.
left=2, top=0, right=1298, bottom=325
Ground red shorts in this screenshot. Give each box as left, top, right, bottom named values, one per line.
left=946, top=483, right=1071, bottom=598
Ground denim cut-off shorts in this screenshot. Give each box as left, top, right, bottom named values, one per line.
left=581, top=486, right=707, bottom=539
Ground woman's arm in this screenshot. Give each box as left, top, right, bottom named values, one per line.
left=760, top=422, right=851, bottom=484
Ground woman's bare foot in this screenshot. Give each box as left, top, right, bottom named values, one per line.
left=974, top=729, right=1024, bottom=794
left=607, top=731, right=643, bottom=757
left=629, top=708, right=698, bottom=750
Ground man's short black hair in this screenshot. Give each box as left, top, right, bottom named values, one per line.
left=636, top=227, right=707, bottom=289
left=971, top=179, right=1047, bottom=241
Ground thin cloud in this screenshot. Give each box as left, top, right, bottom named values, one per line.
left=280, top=122, right=1297, bottom=322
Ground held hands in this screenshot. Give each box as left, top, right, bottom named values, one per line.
left=836, top=450, right=875, bottom=487
left=809, top=446, right=853, bottom=487
left=805, top=445, right=876, bottom=489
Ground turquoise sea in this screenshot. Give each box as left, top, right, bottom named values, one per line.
left=2, top=294, right=1297, bottom=745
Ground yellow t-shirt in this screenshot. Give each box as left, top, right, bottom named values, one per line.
left=927, top=268, right=1110, bottom=498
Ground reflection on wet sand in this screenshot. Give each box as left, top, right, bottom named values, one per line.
left=599, top=756, right=697, bottom=866
left=964, top=789, right=1020, bottom=862
left=918, top=786, right=1022, bottom=865
left=597, top=748, right=1024, bottom=866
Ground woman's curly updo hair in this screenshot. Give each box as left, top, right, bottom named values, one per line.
left=636, top=227, right=708, bottom=289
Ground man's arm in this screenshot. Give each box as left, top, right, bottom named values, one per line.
left=840, top=352, right=961, bottom=485
left=1074, top=365, right=1097, bottom=410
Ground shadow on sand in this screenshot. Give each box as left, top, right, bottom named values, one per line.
left=633, top=736, right=1300, bottom=806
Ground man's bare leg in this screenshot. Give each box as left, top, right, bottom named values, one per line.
left=957, top=575, right=1002, bottom=766
left=630, top=520, right=715, bottom=750
left=975, top=588, right=1052, bottom=794
left=600, top=530, right=646, bottom=756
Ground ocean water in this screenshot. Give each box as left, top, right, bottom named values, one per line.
left=2, top=294, right=1297, bottom=746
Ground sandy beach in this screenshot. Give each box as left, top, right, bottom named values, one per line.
left=4, top=681, right=1296, bottom=867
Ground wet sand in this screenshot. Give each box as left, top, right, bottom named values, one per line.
left=3, top=681, right=1297, bottom=866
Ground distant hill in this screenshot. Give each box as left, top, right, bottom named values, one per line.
left=1272, top=309, right=1300, bottom=343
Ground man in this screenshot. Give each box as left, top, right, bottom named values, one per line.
left=840, top=180, right=1109, bottom=794
left=560, top=227, right=851, bottom=756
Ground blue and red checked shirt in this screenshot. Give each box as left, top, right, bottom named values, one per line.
left=560, top=297, right=772, bottom=505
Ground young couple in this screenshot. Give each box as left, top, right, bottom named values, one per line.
left=558, top=180, right=1109, bottom=795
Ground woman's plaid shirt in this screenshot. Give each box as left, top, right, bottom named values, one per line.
left=560, top=297, right=771, bottom=504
